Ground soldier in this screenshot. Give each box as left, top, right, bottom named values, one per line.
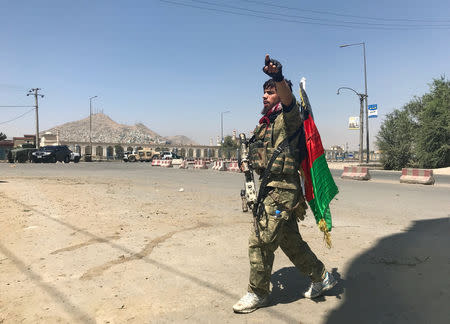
left=233, top=55, right=337, bottom=314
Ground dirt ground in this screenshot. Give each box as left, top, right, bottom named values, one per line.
left=0, top=163, right=448, bottom=324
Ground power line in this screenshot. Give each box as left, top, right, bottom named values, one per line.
left=0, top=108, right=35, bottom=125
left=240, top=0, right=450, bottom=23
left=0, top=105, right=35, bottom=108
left=190, top=0, right=450, bottom=28
left=160, top=0, right=450, bottom=30
left=159, top=0, right=368, bottom=29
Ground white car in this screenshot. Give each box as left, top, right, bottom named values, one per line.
left=70, top=152, right=81, bottom=163
left=160, top=152, right=183, bottom=165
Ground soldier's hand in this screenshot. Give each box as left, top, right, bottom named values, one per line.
left=262, top=54, right=284, bottom=82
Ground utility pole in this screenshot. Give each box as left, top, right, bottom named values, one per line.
left=339, top=42, right=369, bottom=163
left=89, top=96, right=98, bottom=157
left=358, top=95, right=365, bottom=164
left=27, top=88, right=44, bottom=149
left=362, top=43, right=369, bottom=163
left=337, top=87, right=366, bottom=165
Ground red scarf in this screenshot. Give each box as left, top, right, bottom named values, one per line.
left=259, top=102, right=282, bottom=127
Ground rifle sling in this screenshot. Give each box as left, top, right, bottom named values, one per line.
left=253, top=126, right=302, bottom=220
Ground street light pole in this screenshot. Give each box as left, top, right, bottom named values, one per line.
left=362, top=43, right=369, bottom=163
left=337, top=87, right=367, bottom=165
left=340, top=42, right=369, bottom=163
left=220, top=110, right=230, bottom=144
left=89, top=96, right=97, bottom=157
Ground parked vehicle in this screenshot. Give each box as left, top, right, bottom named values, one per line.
left=124, top=148, right=159, bottom=162
left=122, top=151, right=133, bottom=162
left=70, top=152, right=81, bottom=163
left=7, top=143, right=37, bottom=163
left=32, top=145, right=73, bottom=163
left=160, top=151, right=182, bottom=160
left=157, top=151, right=184, bottom=165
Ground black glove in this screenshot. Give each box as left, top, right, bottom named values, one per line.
left=262, top=56, right=284, bottom=82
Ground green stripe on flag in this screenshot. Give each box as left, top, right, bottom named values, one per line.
left=309, top=154, right=338, bottom=231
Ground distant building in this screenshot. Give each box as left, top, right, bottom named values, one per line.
left=40, top=132, right=59, bottom=146
left=13, top=135, right=35, bottom=148
left=0, top=140, right=14, bottom=160
left=330, top=145, right=344, bottom=153
left=326, top=145, right=344, bottom=160
left=0, top=134, right=35, bottom=160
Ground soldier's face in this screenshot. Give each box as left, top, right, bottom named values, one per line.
left=262, top=86, right=280, bottom=114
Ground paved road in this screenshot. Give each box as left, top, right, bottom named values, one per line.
left=3, top=161, right=450, bottom=185
left=2, top=161, right=449, bottom=216
left=1, top=162, right=449, bottom=324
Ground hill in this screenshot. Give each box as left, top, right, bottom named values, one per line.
left=43, top=113, right=197, bottom=145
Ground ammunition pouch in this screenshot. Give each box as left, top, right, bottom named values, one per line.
left=250, top=141, right=299, bottom=176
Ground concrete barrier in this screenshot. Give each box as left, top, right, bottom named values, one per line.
left=194, top=159, right=208, bottom=169
left=211, top=160, right=227, bottom=171
left=151, top=159, right=161, bottom=166
left=341, top=166, right=371, bottom=180
left=179, top=160, right=188, bottom=169
left=227, top=161, right=240, bottom=172
left=217, top=160, right=227, bottom=171
left=160, top=159, right=173, bottom=168
left=400, top=168, right=435, bottom=185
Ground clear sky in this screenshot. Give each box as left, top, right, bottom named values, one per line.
left=1, top=0, right=449, bottom=149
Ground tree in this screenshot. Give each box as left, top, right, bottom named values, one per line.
left=377, top=77, right=450, bottom=169
left=0, top=132, right=6, bottom=141
left=376, top=109, right=415, bottom=170
left=415, top=78, right=450, bottom=168
left=219, top=135, right=239, bottom=159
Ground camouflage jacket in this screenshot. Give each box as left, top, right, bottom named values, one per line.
left=250, top=95, right=303, bottom=190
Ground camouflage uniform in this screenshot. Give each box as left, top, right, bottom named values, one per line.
left=248, top=95, right=325, bottom=297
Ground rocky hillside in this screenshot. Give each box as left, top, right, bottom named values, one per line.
left=43, top=113, right=197, bottom=145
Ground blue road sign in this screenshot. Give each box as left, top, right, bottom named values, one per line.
left=368, top=104, right=378, bottom=118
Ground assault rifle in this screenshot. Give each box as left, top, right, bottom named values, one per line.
left=239, top=130, right=297, bottom=239
left=238, top=133, right=260, bottom=236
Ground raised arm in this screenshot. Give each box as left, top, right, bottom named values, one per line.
left=262, top=54, right=293, bottom=107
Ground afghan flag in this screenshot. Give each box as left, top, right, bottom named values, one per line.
left=299, top=84, right=338, bottom=247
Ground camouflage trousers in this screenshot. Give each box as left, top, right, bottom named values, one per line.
left=248, top=187, right=325, bottom=297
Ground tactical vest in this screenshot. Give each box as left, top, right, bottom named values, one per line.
left=250, top=112, right=301, bottom=176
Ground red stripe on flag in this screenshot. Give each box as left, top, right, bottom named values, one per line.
left=303, top=117, right=324, bottom=168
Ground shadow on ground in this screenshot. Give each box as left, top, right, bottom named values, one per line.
left=325, top=217, right=450, bottom=324
left=270, top=267, right=343, bottom=306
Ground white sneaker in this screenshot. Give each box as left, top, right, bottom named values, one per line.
left=232, top=292, right=269, bottom=313
left=303, top=271, right=337, bottom=299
